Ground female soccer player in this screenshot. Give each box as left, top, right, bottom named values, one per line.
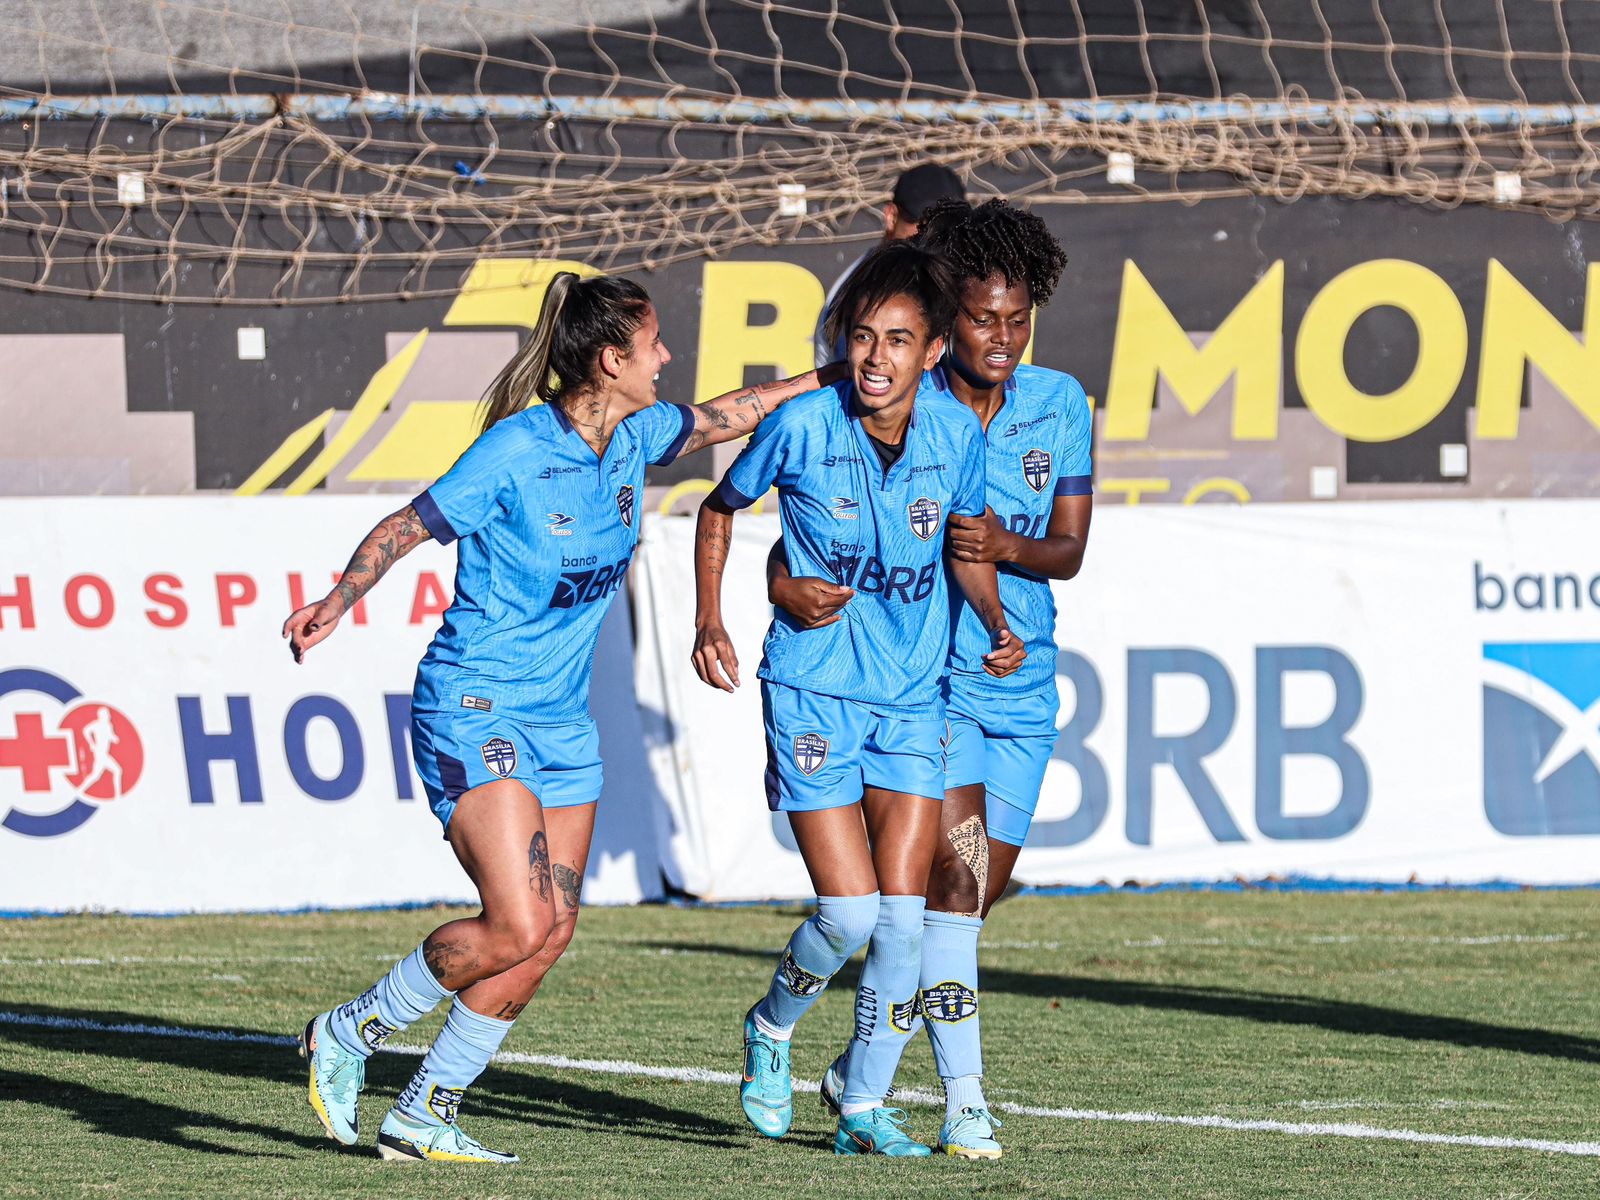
left=692, top=241, right=1024, bottom=1157
left=282, top=271, right=842, bottom=1164
left=781, top=199, right=1090, bottom=1159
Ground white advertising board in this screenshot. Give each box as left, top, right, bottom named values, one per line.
left=633, top=502, right=1600, bottom=900
left=0, top=498, right=663, bottom=911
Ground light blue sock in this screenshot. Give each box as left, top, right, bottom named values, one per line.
left=920, top=909, right=986, bottom=1116
left=327, top=944, right=452, bottom=1057
left=395, top=1000, right=515, bottom=1126
left=754, top=892, right=880, bottom=1033
left=840, top=894, right=926, bottom=1111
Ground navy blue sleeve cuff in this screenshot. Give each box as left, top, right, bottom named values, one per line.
left=652, top=403, right=698, bottom=466
left=1054, top=475, right=1093, bottom=497
left=412, top=489, right=459, bottom=545
left=716, top=476, right=760, bottom=511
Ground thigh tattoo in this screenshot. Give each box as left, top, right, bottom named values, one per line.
left=529, top=831, right=552, bottom=901
left=552, top=863, right=582, bottom=910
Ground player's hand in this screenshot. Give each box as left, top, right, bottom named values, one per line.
left=772, top=574, right=854, bottom=629
left=982, top=627, right=1026, bottom=678
left=817, top=359, right=850, bottom=387
left=692, top=621, right=741, bottom=692
left=282, top=596, right=345, bottom=663
left=948, top=507, right=1014, bottom=564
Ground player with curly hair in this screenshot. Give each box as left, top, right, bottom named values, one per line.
left=776, top=199, right=1092, bottom=1159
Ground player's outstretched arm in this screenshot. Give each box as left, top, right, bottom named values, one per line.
left=691, top=493, right=742, bottom=692
left=282, top=504, right=433, bottom=663
left=767, top=538, right=854, bottom=629
left=947, top=494, right=1092, bottom=580
left=947, top=555, right=1025, bottom=678
left=678, top=361, right=848, bottom=456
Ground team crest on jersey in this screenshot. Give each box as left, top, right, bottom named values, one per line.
left=1022, top=448, right=1052, bottom=494
left=889, top=993, right=922, bottom=1033
left=480, top=737, right=517, bottom=778
left=921, top=981, right=978, bottom=1023
left=832, top=496, right=859, bottom=520
left=793, top=733, right=829, bottom=776
left=907, top=496, right=941, bottom=541
left=547, top=512, right=575, bottom=536
left=427, top=1084, right=464, bottom=1125
left=779, top=949, right=828, bottom=996
left=616, top=484, right=635, bottom=528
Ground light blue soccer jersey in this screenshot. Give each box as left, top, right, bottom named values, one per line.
left=411, top=400, right=695, bottom=720
left=940, top=363, right=1093, bottom=699
left=718, top=381, right=986, bottom=714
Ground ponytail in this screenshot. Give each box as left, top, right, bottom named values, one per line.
left=476, top=270, right=653, bottom=435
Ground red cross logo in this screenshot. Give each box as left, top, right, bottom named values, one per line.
left=0, top=713, right=75, bottom=793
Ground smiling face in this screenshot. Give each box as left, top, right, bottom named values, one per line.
left=847, top=293, right=946, bottom=421
left=604, top=304, right=672, bottom=413
left=948, top=272, right=1032, bottom=388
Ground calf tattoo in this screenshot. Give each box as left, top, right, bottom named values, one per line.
left=947, top=815, right=990, bottom=919
left=552, top=862, right=582, bottom=910
left=423, top=936, right=481, bottom=984
left=529, top=831, right=552, bottom=901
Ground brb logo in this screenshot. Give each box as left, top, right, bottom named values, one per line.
left=1482, top=643, right=1600, bottom=835
left=0, top=668, right=143, bottom=837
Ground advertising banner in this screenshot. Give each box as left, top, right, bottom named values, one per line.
left=633, top=504, right=1600, bottom=900
left=0, top=498, right=663, bottom=911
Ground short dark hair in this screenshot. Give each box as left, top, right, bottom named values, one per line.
left=890, top=163, right=965, bottom=220
left=913, top=198, right=1068, bottom=307
left=824, top=241, right=958, bottom=349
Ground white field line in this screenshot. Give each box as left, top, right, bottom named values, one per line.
left=0, top=954, right=404, bottom=968
left=985, top=932, right=1589, bottom=952
left=2, top=1010, right=1595, bottom=1159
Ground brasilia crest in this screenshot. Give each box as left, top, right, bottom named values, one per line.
left=480, top=736, right=517, bottom=778
left=616, top=483, right=636, bottom=528
left=1022, top=448, right=1052, bottom=493
left=907, top=496, right=941, bottom=540
left=793, top=732, right=829, bottom=776
left=920, top=980, right=979, bottom=1023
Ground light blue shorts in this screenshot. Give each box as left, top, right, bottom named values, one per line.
left=943, top=687, right=1059, bottom=847
left=761, top=681, right=945, bottom=812
left=411, top=707, right=603, bottom=831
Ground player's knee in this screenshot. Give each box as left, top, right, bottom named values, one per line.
left=813, top=894, right=879, bottom=957
left=927, top=843, right=985, bottom=915
left=539, top=915, right=579, bottom=963
left=486, top=911, right=556, bottom=969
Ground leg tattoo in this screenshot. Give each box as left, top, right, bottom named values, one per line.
left=529, top=831, right=552, bottom=901
left=552, top=863, right=582, bottom=911
left=947, top=815, right=990, bottom=919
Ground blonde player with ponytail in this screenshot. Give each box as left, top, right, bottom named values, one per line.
left=282, top=271, right=842, bottom=1164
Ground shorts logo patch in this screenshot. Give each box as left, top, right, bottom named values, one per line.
left=921, top=980, right=979, bottom=1023
left=779, top=949, right=828, bottom=997
left=481, top=737, right=517, bottom=778
left=616, top=483, right=635, bottom=529
left=427, top=1084, right=465, bottom=1125
left=358, top=1013, right=398, bottom=1051
left=907, top=496, right=941, bottom=541
left=461, top=694, right=493, bottom=712
left=793, top=732, right=829, bottom=776
left=889, top=993, right=922, bottom=1033
left=1022, top=448, right=1052, bottom=494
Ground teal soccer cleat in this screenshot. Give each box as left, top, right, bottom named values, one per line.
left=376, top=1110, right=520, bottom=1164
left=818, top=1053, right=845, bottom=1114
left=739, top=1005, right=793, bottom=1138
left=299, top=1012, right=365, bottom=1146
left=939, top=1106, right=1004, bottom=1160
left=833, top=1106, right=933, bottom=1157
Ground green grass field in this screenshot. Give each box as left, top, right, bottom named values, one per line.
left=2, top=890, right=1596, bottom=1199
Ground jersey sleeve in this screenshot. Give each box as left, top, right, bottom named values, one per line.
left=630, top=401, right=697, bottom=467
left=953, top=417, right=987, bottom=517
left=716, top=405, right=800, bottom=510
left=1054, top=375, right=1094, bottom=497
left=411, top=418, right=526, bottom=546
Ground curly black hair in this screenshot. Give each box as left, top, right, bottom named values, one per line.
left=822, top=240, right=959, bottom=349
left=913, top=197, right=1068, bottom=308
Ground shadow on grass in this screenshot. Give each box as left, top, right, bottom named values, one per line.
left=0, top=1002, right=752, bottom=1154
left=641, top=942, right=1600, bottom=1065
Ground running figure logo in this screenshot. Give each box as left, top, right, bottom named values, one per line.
left=1021, top=448, right=1051, bottom=494
left=793, top=733, right=828, bottom=776
left=907, top=497, right=941, bottom=541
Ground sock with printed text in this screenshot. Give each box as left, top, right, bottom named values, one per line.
left=753, top=892, right=880, bottom=1036
left=395, top=1000, right=515, bottom=1126
left=919, top=910, right=987, bottom=1117
left=839, top=894, right=926, bottom=1114
left=326, top=943, right=452, bottom=1058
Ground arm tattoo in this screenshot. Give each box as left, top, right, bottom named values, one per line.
left=690, top=369, right=809, bottom=447
left=332, top=504, right=431, bottom=615
left=552, top=863, right=582, bottom=910
left=529, top=831, right=552, bottom=901
left=698, top=524, right=732, bottom=580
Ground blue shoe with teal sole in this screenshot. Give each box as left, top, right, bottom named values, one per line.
left=298, top=1012, right=365, bottom=1146
left=739, top=1005, right=792, bottom=1138
left=833, top=1106, right=933, bottom=1157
